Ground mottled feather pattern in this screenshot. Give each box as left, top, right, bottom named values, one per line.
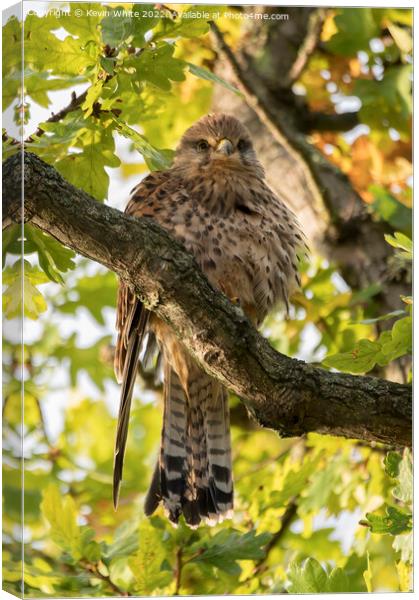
left=114, top=113, right=304, bottom=527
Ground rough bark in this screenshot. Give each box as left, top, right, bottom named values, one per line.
left=210, top=7, right=409, bottom=316
left=3, top=151, right=412, bottom=448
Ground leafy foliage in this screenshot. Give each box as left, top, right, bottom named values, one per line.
left=287, top=557, right=356, bottom=593
left=323, top=232, right=412, bottom=374
left=2, top=3, right=412, bottom=596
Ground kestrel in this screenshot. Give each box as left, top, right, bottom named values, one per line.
left=114, top=113, right=304, bottom=527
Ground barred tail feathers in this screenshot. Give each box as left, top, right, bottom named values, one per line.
left=144, top=363, right=233, bottom=527
left=188, top=377, right=233, bottom=525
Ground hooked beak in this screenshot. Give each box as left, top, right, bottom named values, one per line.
left=215, top=138, right=234, bottom=156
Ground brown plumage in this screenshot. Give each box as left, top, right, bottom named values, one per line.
left=114, top=113, right=304, bottom=527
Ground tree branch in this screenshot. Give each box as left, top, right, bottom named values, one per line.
left=26, top=90, right=88, bottom=142
left=302, top=110, right=360, bottom=133
left=243, top=501, right=298, bottom=584
left=286, top=8, right=328, bottom=86
left=3, top=152, right=412, bottom=448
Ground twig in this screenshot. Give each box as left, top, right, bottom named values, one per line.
left=81, top=560, right=130, bottom=597
left=174, top=547, right=183, bottom=595
left=25, top=90, right=88, bottom=143
left=286, top=9, right=328, bottom=85
left=24, top=69, right=116, bottom=144
left=3, top=130, right=20, bottom=147
left=154, top=3, right=178, bottom=18
left=241, top=501, right=298, bottom=585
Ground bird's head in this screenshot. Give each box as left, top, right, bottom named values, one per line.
left=173, top=113, right=264, bottom=179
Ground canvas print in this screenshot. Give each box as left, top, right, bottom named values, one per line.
left=2, top=1, right=412, bottom=596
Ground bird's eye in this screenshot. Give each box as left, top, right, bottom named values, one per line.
left=237, top=138, right=250, bottom=152
left=197, top=139, right=210, bottom=151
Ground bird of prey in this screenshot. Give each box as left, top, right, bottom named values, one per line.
left=113, top=113, right=304, bottom=527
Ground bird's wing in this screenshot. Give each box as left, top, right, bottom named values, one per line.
left=113, top=170, right=172, bottom=508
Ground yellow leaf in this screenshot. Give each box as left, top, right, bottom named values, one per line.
left=387, top=23, right=412, bottom=53
left=321, top=13, right=338, bottom=42
left=396, top=560, right=412, bottom=592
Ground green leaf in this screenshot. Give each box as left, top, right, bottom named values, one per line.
left=384, top=451, right=402, bottom=479
left=187, top=62, right=242, bottom=96
left=288, top=557, right=364, bottom=593
left=111, top=114, right=172, bottom=170
left=299, top=456, right=344, bottom=512
left=26, top=110, right=88, bottom=158
left=393, top=449, right=412, bottom=504
left=393, top=531, right=413, bottom=564
left=3, top=260, right=49, bottom=320
left=131, top=4, right=160, bottom=45
left=287, top=558, right=328, bottom=593
left=24, top=14, right=98, bottom=76
left=126, top=43, right=186, bottom=91
left=360, top=505, right=412, bottom=535
left=377, top=316, right=412, bottom=365
left=3, top=15, right=21, bottom=77
left=326, top=9, right=380, bottom=56
left=323, top=338, right=381, bottom=374
left=152, top=6, right=212, bottom=41
left=40, top=484, right=101, bottom=566
left=370, top=186, right=412, bottom=236
left=81, top=77, right=106, bottom=117
left=54, top=121, right=120, bottom=201
left=269, top=455, right=322, bottom=508
left=101, top=6, right=134, bottom=46
left=324, top=313, right=411, bottom=373
left=101, top=4, right=159, bottom=47
left=2, top=131, right=20, bottom=160
left=24, top=225, right=76, bottom=284
left=5, top=68, right=75, bottom=112
left=24, top=70, right=85, bottom=109
left=105, top=521, right=139, bottom=561
left=385, top=231, right=413, bottom=259
left=64, top=3, right=102, bottom=43
left=58, top=270, right=117, bottom=324
left=2, top=224, right=22, bottom=263
left=129, top=519, right=172, bottom=595
left=3, top=16, right=22, bottom=110
left=100, top=55, right=117, bottom=74
left=40, top=484, right=82, bottom=559
left=327, top=567, right=352, bottom=592
left=55, top=334, right=114, bottom=391
left=191, top=529, right=271, bottom=576
left=355, top=66, right=412, bottom=135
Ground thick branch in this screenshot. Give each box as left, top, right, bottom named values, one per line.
left=3, top=152, right=412, bottom=448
